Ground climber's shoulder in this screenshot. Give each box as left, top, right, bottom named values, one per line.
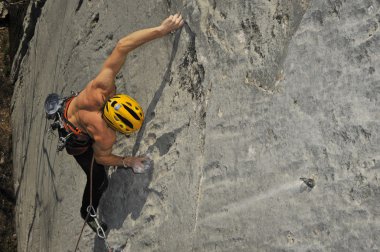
left=90, top=68, right=117, bottom=97
left=76, top=80, right=115, bottom=110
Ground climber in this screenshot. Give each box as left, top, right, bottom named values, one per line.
left=49, top=14, right=184, bottom=233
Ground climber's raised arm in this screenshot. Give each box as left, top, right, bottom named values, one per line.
left=91, top=14, right=184, bottom=95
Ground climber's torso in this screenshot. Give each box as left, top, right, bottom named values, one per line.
left=66, top=80, right=117, bottom=151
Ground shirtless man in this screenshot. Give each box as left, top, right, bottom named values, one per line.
left=56, top=14, right=184, bottom=232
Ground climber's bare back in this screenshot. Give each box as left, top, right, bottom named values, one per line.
left=66, top=76, right=118, bottom=156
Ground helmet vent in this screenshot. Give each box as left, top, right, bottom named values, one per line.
left=111, top=101, right=117, bottom=107
left=117, top=113, right=134, bottom=129
left=126, top=102, right=132, bottom=107
left=122, top=105, right=141, bottom=120
left=103, top=116, right=119, bottom=131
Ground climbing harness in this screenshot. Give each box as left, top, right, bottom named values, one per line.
left=44, top=91, right=92, bottom=154
left=45, top=92, right=76, bottom=151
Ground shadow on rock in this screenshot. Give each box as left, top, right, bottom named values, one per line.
left=100, top=164, right=154, bottom=228
left=94, top=162, right=154, bottom=251
left=93, top=163, right=154, bottom=251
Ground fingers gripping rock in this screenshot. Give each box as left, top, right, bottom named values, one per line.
left=132, top=153, right=153, bottom=174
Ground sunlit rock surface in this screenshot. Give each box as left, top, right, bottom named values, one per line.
left=12, top=0, right=380, bottom=251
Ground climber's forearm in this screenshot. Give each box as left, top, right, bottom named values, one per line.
left=117, top=26, right=165, bottom=54
left=117, top=13, right=184, bottom=54
left=94, top=152, right=140, bottom=168
left=116, top=14, right=184, bottom=55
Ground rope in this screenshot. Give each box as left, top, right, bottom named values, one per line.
left=74, top=154, right=95, bottom=251
left=73, top=155, right=112, bottom=251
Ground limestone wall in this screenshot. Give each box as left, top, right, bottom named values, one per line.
left=12, top=0, right=380, bottom=251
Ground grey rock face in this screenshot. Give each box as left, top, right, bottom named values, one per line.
left=11, top=0, right=380, bottom=251
left=0, top=2, right=8, bottom=20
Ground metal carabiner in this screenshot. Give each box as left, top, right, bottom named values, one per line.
left=86, top=205, right=97, bottom=218
left=57, top=132, right=74, bottom=151
left=95, top=218, right=106, bottom=239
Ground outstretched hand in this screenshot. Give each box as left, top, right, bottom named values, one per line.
left=129, top=155, right=153, bottom=174
left=160, top=13, right=184, bottom=35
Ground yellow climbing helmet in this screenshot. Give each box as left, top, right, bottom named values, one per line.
left=102, top=94, right=144, bottom=134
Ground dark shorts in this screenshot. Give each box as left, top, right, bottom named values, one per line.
left=58, top=128, right=93, bottom=155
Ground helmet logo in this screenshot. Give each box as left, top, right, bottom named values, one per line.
left=114, top=104, right=121, bottom=111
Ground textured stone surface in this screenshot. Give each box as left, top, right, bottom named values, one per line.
left=11, top=0, right=380, bottom=251
left=0, top=3, right=8, bottom=20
